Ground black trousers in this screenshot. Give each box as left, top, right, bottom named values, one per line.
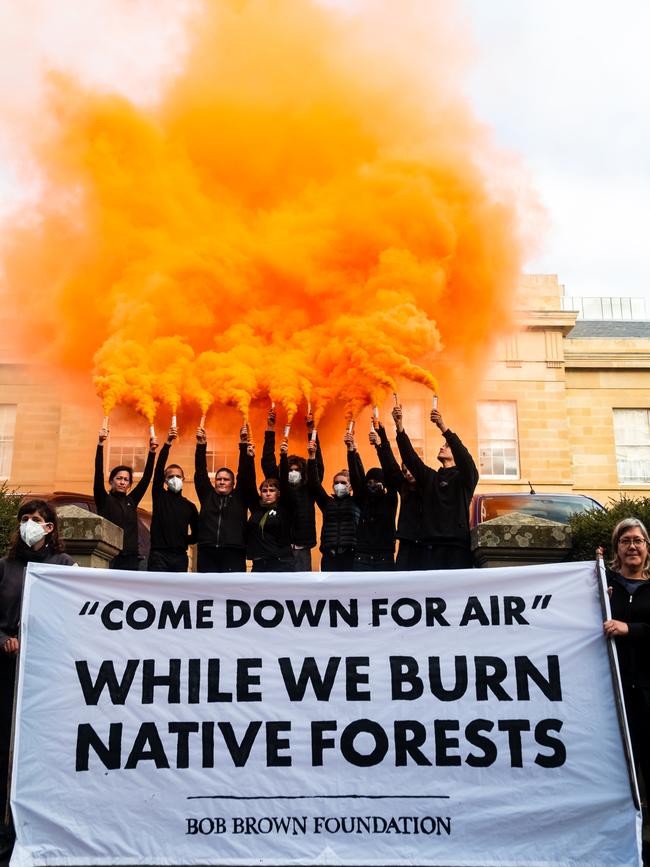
left=252, top=556, right=295, bottom=573
left=320, top=550, right=355, bottom=572
left=147, top=549, right=189, bottom=573
left=396, top=542, right=473, bottom=571
left=109, top=552, right=141, bottom=571
left=0, top=654, right=16, bottom=831
left=353, top=551, right=395, bottom=571
left=197, top=546, right=246, bottom=573
left=623, top=685, right=650, bottom=796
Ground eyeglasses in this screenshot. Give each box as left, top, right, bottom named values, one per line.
left=618, top=537, right=647, bottom=548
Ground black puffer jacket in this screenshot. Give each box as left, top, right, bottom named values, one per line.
left=194, top=443, right=256, bottom=550
left=307, top=458, right=360, bottom=554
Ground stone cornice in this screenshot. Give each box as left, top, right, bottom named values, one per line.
left=516, top=309, right=578, bottom=336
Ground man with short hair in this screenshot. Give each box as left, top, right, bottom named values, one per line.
left=148, top=426, right=199, bottom=572
left=194, top=422, right=256, bottom=572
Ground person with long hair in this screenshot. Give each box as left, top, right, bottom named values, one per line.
left=0, top=499, right=75, bottom=856
left=603, top=517, right=650, bottom=795
left=93, top=426, right=158, bottom=570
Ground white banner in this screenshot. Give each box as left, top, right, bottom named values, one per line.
left=11, top=561, right=641, bottom=866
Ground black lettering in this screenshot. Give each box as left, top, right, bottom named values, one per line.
left=158, top=600, right=191, bottom=629
left=391, top=598, right=421, bottom=627
left=125, top=722, right=170, bottom=769
left=126, top=600, right=156, bottom=630
left=237, top=658, right=262, bottom=701
left=429, top=656, right=468, bottom=701
left=504, top=596, right=528, bottom=625
left=459, top=597, right=489, bottom=626
left=346, top=657, right=370, bottom=701
left=279, top=657, right=341, bottom=701
left=340, top=719, right=389, bottom=767
left=434, top=720, right=461, bottom=766
left=75, top=659, right=139, bottom=706
left=76, top=722, right=122, bottom=771
left=394, top=720, right=432, bottom=766
left=311, top=721, right=337, bottom=766
left=390, top=656, right=423, bottom=700
left=285, top=599, right=326, bottom=627
left=196, top=599, right=214, bottom=628
left=226, top=600, right=250, bottom=628
left=217, top=721, right=262, bottom=766
left=534, top=719, right=566, bottom=768
left=266, top=721, right=292, bottom=767
left=100, top=600, right=123, bottom=630
left=498, top=719, right=530, bottom=767
left=515, top=655, right=562, bottom=701
left=425, top=597, right=450, bottom=626
left=475, top=656, right=512, bottom=701
left=169, top=721, right=200, bottom=768
left=142, top=658, right=181, bottom=704
left=254, top=600, right=284, bottom=628
left=464, top=719, right=497, bottom=767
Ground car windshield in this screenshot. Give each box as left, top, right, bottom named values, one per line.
left=479, top=495, right=598, bottom=525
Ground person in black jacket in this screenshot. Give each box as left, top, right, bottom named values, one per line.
left=0, top=500, right=75, bottom=856
left=307, top=437, right=360, bottom=571
left=393, top=404, right=478, bottom=570
left=603, top=518, right=650, bottom=795
left=94, top=425, right=158, bottom=570
left=247, top=440, right=294, bottom=572
left=148, top=425, right=199, bottom=572
left=369, top=423, right=427, bottom=570
left=345, top=427, right=398, bottom=571
left=262, top=410, right=323, bottom=572
left=194, top=423, right=257, bottom=573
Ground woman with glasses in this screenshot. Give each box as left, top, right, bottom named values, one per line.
left=603, top=517, right=650, bottom=794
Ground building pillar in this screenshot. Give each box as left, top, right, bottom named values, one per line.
left=57, top=504, right=123, bottom=568
left=471, top=512, right=572, bottom=568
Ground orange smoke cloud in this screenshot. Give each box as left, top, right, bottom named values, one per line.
left=0, top=0, right=528, bottom=429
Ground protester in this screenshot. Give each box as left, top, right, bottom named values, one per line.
left=603, top=518, right=650, bottom=795
left=307, top=438, right=360, bottom=571
left=369, top=423, right=427, bottom=570
left=148, top=426, right=199, bottom=572
left=247, top=440, right=294, bottom=572
left=393, top=404, right=478, bottom=569
left=94, top=426, right=158, bottom=570
left=0, top=500, right=75, bottom=856
left=345, top=427, right=398, bottom=571
left=262, top=410, right=323, bottom=571
left=194, top=423, right=256, bottom=573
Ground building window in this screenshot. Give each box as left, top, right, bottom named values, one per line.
left=0, top=405, right=17, bottom=479
left=108, top=437, right=149, bottom=476
left=614, top=409, right=650, bottom=484
left=477, top=401, right=520, bottom=479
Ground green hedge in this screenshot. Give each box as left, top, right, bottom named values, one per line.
left=570, top=496, right=650, bottom=562
left=0, top=482, right=23, bottom=557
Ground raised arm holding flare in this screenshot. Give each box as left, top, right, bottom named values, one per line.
left=148, top=425, right=199, bottom=572
left=194, top=423, right=256, bottom=573
left=393, top=403, right=478, bottom=570
left=93, top=424, right=158, bottom=570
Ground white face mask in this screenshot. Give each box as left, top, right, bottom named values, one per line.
left=20, top=519, right=49, bottom=548
left=333, top=483, right=349, bottom=498
left=288, top=470, right=302, bottom=485
left=166, top=476, right=183, bottom=493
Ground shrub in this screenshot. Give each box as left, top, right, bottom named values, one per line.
left=570, top=496, right=650, bottom=562
left=0, top=482, right=23, bottom=557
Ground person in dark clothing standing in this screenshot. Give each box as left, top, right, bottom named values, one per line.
left=393, top=404, right=478, bottom=570
left=262, top=410, right=323, bottom=572
left=248, top=440, right=294, bottom=573
left=148, top=425, right=199, bottom=572
left=345, top=427, right=398, bottom=571
left=0, top=500, right=75, bottom=857
left=307, top=437, right=360, bottom=572
left=369, top=424, right=428, bottom=570
left=94, top=425, right=158, bottom=570
left=603, top=518, right=650, bottom=797
left=194, top=423, right=256, bottom=573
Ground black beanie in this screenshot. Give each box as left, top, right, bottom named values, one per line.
left=365, top=467, right=385, bottom=484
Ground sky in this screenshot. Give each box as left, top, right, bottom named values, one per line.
left=0, top=0, right=647, bottom=303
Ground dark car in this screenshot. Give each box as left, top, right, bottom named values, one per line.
left=470, top=492, right=603, bottom=528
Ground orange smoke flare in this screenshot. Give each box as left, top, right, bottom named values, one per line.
left=0, top=0, right=531, bottom=431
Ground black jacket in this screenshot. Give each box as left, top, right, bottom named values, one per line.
left=0, top=544, right=75, bottom=645
left=397, top=428, right=478, bottom=546
left=150, top=443, right=199, bottom=551
left=262, top=430, right=323, bottom=548
left=94, top=445, right=154, bottom=555
left=307, top=458, right=360, bottom=554
left=247, top=502, right=293, bottom=561
left=347, top=447, right=398, bottom=556
left=608, top=568, right=650, bottom=689
left=374, top=426, right=426, bottom=543
left=194, top=443, right=256, bottom=550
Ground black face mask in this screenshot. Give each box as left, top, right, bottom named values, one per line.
left=367, top=481, right=384, bottom=495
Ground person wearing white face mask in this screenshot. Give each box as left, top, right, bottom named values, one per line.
left=148, top=426, right=200, bottom=573
left=307, top=438, right=360, bottom=572
left=0, top=499, right=75, bottom=856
